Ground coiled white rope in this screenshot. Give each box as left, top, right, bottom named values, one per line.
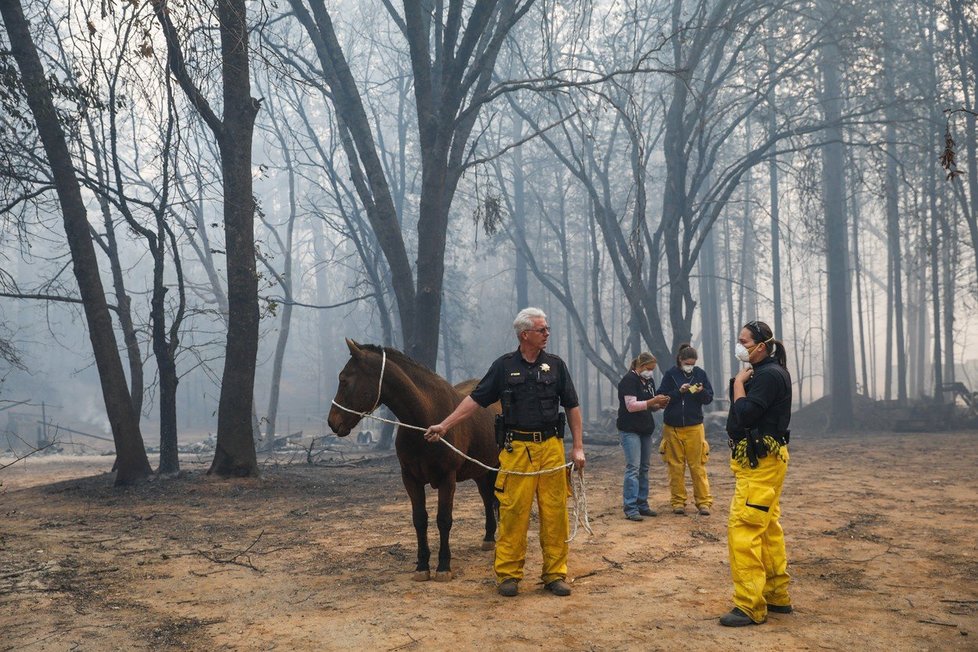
left=566, top=466, right=593, bottom=541
left=328, top=350, right=592, bottom=540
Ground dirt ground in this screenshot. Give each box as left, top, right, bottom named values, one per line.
left=1, top=430, right=977, bottom=651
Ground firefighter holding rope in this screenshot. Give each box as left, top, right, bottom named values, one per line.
left=424, top=307, right=585, bottom=598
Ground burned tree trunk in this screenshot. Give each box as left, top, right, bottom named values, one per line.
left=210, top=6, right=260, bottom=476
left=154, top=0, right=260, bottom=476
left=1, top=0, right=151, bottom=484
left=818, top=7, right=855, bottom=429
left=883, top=8, right=908, bottom=404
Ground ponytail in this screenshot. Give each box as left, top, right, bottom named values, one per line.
left=744, top=320, right=788, bottom=369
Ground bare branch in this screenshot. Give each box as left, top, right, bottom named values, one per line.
left=261, top=294, right=378, bottom=311
left=0, top=291, right=119, bottom=313
left=150, top=0, right=225, bottom=138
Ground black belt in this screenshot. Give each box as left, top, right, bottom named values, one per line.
left=507, top=427, right=559, bottom=443
left=729, top=431, right=790, bottom=446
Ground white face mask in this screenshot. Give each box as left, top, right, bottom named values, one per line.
left=639, top=369, right=655, bottom=380
left=681, top=364, right=694, bottom=374
left=737, top=336, right=774, bottom=363
left=735, top=343, right=752, bottom=363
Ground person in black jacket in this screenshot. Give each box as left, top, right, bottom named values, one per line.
left=719, top=320, right=793, bottom=628
left=425, top=307, right=584, bottom=598
left=656, top=344, right=715, bottom=515
left=616, top=352, right=670, bottom=521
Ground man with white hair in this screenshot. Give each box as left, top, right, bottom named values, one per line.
left=425, top=307, right=585, bottom=597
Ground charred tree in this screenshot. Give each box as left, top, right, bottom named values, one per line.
left=1, top=0, right=151, bottom=484
left=153, top=0, right=260, bottom=476
left=85, top=126, right=145, bottom=417
left=818, top=2, right=855, bottom=428
left=697, top=227, right=722, bottom=385
left=258, top=92, right=300, bottom=446
left=882, top=7, right=908, bottom=404
left=287, top=0, right=537, bottom=368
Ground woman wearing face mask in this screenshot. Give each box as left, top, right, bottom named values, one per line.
left=616, top=352, right=670, bottom=521
left=656, top=344, right=715, bottom=516
left=719, top=320, right=793, bottom=628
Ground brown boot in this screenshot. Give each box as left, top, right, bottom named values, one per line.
left=544, top=579, right=571, bottom=596
left=497, top=579, right=518, bottom=597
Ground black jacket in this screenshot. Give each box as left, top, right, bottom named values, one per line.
left=657, top=365, right=714, bottom=427
left=470, top=349, right=579, bottom=430
left=725, top=357, right=792, bottom=438
left=616, top=370, right=656, bottom=435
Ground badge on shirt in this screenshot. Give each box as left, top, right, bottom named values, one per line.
left=540, top=363, right=550, bottom=373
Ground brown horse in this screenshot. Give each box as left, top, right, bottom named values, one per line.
left=327, top=339, right=500, bottom=581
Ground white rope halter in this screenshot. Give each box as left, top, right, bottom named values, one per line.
left=369, top=349, right=386, bottom=414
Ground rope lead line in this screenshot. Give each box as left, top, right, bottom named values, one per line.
left=328, top=397, right=593, bottom=541
left=329, top=399, right=570, bottom=476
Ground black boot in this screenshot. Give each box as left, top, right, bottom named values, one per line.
left=719, top=608, right=762, bottom=627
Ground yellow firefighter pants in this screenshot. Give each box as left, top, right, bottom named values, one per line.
left=493, top=436, right=569, bottom=584
left=660, top=424, right=713, bottom=509
left=727, top=449, right=790, bottom=623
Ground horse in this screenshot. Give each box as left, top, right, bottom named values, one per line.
left=327, top=339, right=500, bottom=581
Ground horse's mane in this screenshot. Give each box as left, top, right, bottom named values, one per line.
left=360, top=344, right=448, bottom=389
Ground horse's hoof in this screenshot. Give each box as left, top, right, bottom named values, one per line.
left=413, top=570, right=431, bottom=582
left=434, top=570, right=453, bottom=582
left=481, top=540, right=495, bottom=551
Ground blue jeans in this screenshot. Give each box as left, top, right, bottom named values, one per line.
left=620, top=431, right=654, bottom=515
